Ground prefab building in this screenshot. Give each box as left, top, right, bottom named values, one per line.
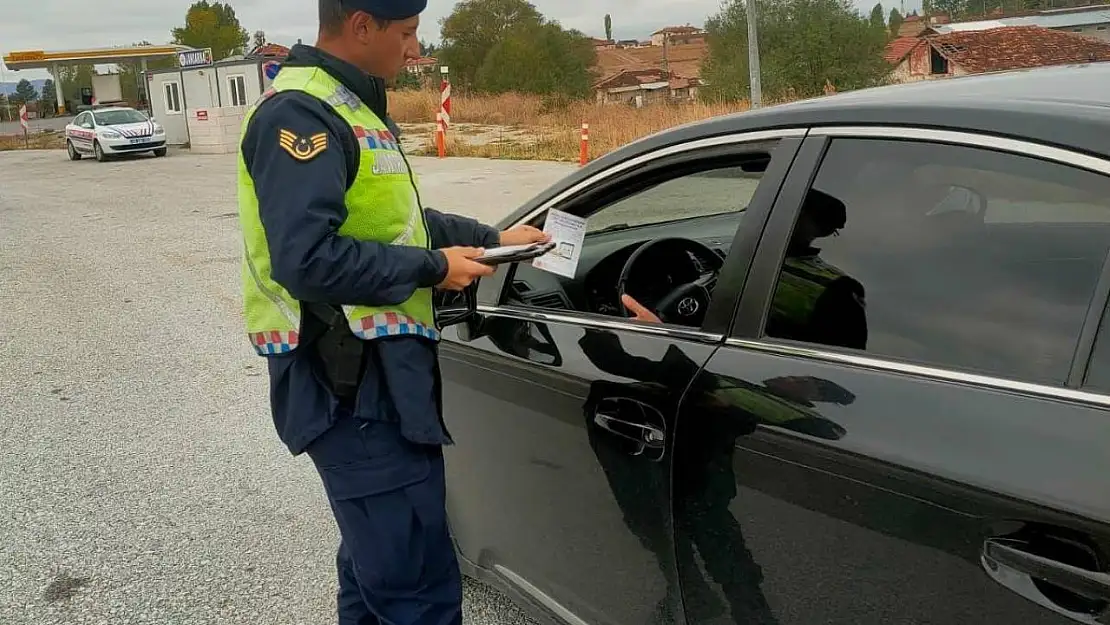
left=147, top=45, right=287, bottom=152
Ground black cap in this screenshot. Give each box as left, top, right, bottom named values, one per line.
left=341, top=0, right=427, bottom=19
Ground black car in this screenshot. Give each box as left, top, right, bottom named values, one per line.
left=434, top=62, right=1110, bottom=625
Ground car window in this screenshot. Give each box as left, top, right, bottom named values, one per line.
left=586, top=164, right=765, bottom=234
left=93, top=109, right=148, bottom=125
left=501, top=142, right=782, bottom=325
left=762, top=137, right=1110, bottom=386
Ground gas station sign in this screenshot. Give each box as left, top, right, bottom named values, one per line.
left=6, top=50, right=46, bottom=62
left=177, top=48, right=213, bottom=68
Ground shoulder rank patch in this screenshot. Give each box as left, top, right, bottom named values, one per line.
left=278, top=129, right=328, bottom=161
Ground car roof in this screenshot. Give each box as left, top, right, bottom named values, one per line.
left=498, top=61, right=1110, bottom=227
left=88, top=106, right=138, bottom=114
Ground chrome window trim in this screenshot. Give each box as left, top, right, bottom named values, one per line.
left=510, top=128, right=808, bottom=227
left=475, top=304, right=724, bottom=344
left=808, top=126, right=1110, bottom=176
left=724, top=337, right=1110, bottom=408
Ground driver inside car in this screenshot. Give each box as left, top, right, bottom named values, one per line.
left=621, top=189, right=868, bottom=352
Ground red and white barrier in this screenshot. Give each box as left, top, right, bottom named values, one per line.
left=579, top=122, right=590, bottom=167
left=437, top=67, right=451, bottom=159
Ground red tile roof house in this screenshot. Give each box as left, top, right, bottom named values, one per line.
left=593, top=68, right=702, bottom=105
left=884, top=25, right=1110, bottom=83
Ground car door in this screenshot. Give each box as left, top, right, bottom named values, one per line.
left=437, top=130, right=804, bottom=625
left=674, top=128, right=1110, bottom=624
left=70, top=112, right=93, bottom=151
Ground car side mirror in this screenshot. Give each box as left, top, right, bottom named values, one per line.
left=434, top=283, right=486, bottom=341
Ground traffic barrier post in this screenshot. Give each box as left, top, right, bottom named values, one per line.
left=579, top=122, right=590, bottom=167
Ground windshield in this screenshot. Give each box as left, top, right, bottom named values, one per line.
left=93, top=109, right=149, bottom=125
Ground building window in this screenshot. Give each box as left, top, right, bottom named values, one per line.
left=227, top=74, right=247, bottom=107
left=163, top=81, right=182, bottom=114
left=763, top=137, right=1110, bottom=386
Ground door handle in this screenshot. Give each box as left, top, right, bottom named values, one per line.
left=594, top=411, right=665, bottom=447
left=984, top=537, right=1110, bottom=602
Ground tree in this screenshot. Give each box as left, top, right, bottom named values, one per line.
left=929, top=0, right=968, bottom=19
left=870, top=2, right=886, bottom=30
left=475, top=21, right=597, bottom=98
left=604, top=13, right=613, bottom=40
left=393, top=70, right=423, bottom=90
left=171, top=1, right=250, bottom=60
left=888, top=7, right=904, bottom=37
left=117, top=42, right=177, bottom=106
left=420, top=40, right=439, bottom=56
left=438, top=0, right=544, bottom=88
left=39, top=80, right=57, bottom=116
left=11, top=79, right=38, bottom=105
left=701, top=0, right=892, bottom=103
left=0, top=93, right=9, bottom=122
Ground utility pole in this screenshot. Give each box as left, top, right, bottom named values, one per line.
left=661, top=35, right=669, bottom=76
left=747, top=0, right=763, bottom=108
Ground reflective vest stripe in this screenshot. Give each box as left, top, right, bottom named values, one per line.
left=345, top=310, right=441, bottom=341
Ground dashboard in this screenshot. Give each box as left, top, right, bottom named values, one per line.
left=504, top=212, right=742, bottom=315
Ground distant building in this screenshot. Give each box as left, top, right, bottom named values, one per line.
left=404, top=56, right=438, bottom=74
left=885, top=25, right=1110, bottom=83
left=651, top=25, right=706, bottom=46
left=929, top=3, right=1110, bottom=41
left=591, top=38, right=617, bottom=49
left=593, top=68, right=702, bottom=106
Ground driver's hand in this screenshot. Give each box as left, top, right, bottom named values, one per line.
left=622, top=294, right=662, bottom=324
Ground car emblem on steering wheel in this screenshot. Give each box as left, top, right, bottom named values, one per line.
left=677, top=297, right=699, bottom=316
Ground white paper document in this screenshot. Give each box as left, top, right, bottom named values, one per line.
left=532, top=209, right=587, bottom=279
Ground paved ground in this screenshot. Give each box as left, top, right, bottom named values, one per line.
left=0, top=148, right=574, bottom=625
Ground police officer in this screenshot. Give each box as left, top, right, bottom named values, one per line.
left=236, top=1, right=548, bottom=623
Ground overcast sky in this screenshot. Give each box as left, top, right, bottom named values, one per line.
left=1, top=0, right=920, bottom=81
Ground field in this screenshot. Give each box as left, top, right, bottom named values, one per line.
left=0, top=131, right=64, bottom=151
left=388, top=89, right=753, bottom=161
left=595, top=40, right=709, bottom=80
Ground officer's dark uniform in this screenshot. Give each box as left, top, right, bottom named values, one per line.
left=240, top=37, right=500, bottom=625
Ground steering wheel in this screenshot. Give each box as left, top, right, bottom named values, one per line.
left=616, top=238, right=724, bottom=326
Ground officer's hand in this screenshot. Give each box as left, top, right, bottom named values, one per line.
left=621, top=294, right=662, bottom=324
left=438, top=247, right=495, bottom=291
left=500, top=224, right=551, bottom=247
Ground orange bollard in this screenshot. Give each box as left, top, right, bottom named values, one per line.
left=579, top=122, right=589, bottom=167
left=436, top=112, right=446, bottom=159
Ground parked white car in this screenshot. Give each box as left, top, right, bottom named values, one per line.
left=65, top=106, right=167, bottom=162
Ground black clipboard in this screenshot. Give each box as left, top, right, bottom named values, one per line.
left=475, top=241, right=556, bottom=266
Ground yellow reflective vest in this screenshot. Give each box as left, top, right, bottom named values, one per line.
left=237, top=66, right=437, bottom=355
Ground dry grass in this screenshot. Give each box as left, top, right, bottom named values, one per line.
left=389, top=89, right=752, bottom=161
left=0, top=131, right=65, bottom=151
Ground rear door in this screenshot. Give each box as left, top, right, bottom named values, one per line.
left=437, top=131, right=802, bottom=625
left=676, top=128, right=1110, bottom=624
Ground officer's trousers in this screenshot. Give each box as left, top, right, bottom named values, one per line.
left=306, top=415, right=463, bottom=625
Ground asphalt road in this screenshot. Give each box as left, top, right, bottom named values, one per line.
left=0, top=116, right=70, bottom=136
left=0, top=148, right=574, bottom=625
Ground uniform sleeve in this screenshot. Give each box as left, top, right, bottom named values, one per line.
left=242, top=94, right=448, bottom=307
left=423, top=207, right=501, bottom=249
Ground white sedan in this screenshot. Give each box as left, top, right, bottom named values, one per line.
left=65, top=106, right=168, bottom=162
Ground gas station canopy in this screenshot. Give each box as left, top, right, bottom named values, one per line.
left=3, top=45, right=197, bottom=115
left=2, top=44, right=192, bottom=71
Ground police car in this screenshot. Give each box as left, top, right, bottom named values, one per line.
left=64, top=105, right=168, bottom=162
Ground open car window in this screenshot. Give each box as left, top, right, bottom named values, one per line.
left=499, top=142, right=782, bottom=328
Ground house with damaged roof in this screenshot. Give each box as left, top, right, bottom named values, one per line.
left=884, top=25, right=1110, bottom=83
